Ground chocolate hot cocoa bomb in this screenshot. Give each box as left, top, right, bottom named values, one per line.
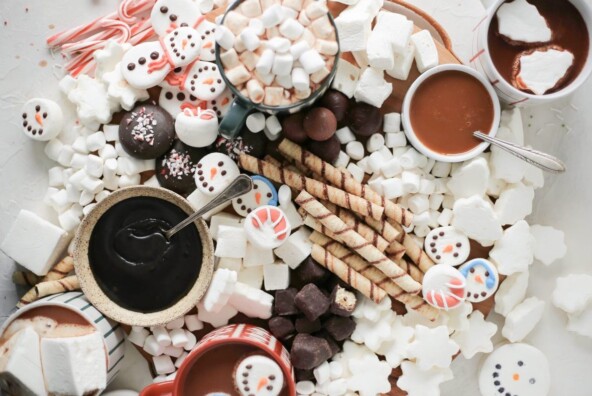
left=320, top=90, right=349, bottom=122
left=349, top=102, right=383, bottom=137
left=303, top=107, right=337, bottom=142
left=119, top=104, right=175, bottom=159
left=306, top=135, right=340, bottom=164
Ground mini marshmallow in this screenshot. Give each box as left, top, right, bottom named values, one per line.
left=315, top=39, right=338, bottom=56
left=381, top=178, right=404, bottom=199
left=356, top=157, right=371, bottom=174
left=246, top=112, right=266, bottom=133
left=163, top=345, right=184, bottom=358
left=57, top=145, right=75, bottom=167
left=334, top=151, right=350, bottom=168
left=272, top=53, right=294, bottom=76
left=215, top=25, right=235, bottom=50
left=331, top=59, right=360, bottom=98
left=246, top=80, right=265, bottom=103
left=165, top=317, right=185, bottom=330
left=401, top=171, right=421, bottom=194
left=215, top=225, right=247, bottom=259
left=118, top=174, right=141, bottom=188
left=48, top=166, right=64, bottom=188
left=429, top=194, right=444, bottom=211
left=366, top=133, right=385, bottom=153
left=72, top=136, right=89, bottom=154
left=249, top=19, right=266, bottom=36
left=267, top=37, right=292, bottom=53
left=274, top=227, right=312, bottom=269
left=240, top=0, right=263, bottom=17
left=143, top=335, right=165, bottom=356
left=240, top=51, right=261, bottom=71
left=310, top=15, right=333, bottom=38
left=45, top=139, right=65, bottom=161
left=305, top=1, right=328, bottom=19
left=85, top=131, right=106, bottom=152
left=437, top=208, right=453, bottom=227
left=275, top=73, right=294, bottom=89
left=266, top=26, right=281, bottom=39
left=153, top=355, right=175, bottom=375
left=354, top=68, right=393, bottom=108
left=221, top=48, right=241, bottom=69
left=256, top=49, right=275, bottom=75
left=169, top=328, right=189, bottom=348
left=98, top=144, right=117, bottom=160
left=412, top=211, right=431, bottom=227
left=237, top=266, right=264, bottom=289
left=79, top=190, right=95, bottom=207
left=263, top=261, right=290, bottom=291
left=240, top=28, right=261, bottom=51
left=380, top=157, right=402, bottom=178
left=261, top=4, right=284, bottom=28
left=95, top=190, right=110, bottom=203
left=346, top=163, right=365, bottom=183
left=297, top=381, right=315, bottom=395
left=65, top=184, right=82, bottom=204
left=411, top=30, right=438, bottom=73
left=226, top=65, right=251, bottom=86
left=290, top=42, right=311, bottom=60
left=128, top=327, right=149, bottom=347
left=290, top=67, right=309, bottom=92
left=407, top=194, right=429, bottom=214
left=280, top=18, right=305, bottom=40
left=299, top=49, right=325, bottom=74
left=85, top=155, right=104, bottom=178
left=368, top=174, right=385, bottom=195
left=175, top=352, right=188, bottom=369
left=183, top=330, right=197, bottom=350
left=58, top=209, right=81, bottom=232
left=400, top=148, right=428, bottom=170
left=103, top=124, right=119, bottom=142
left=152, top=326, right=172, bottom=347
left=184, top=314, right=204, bottom=332
left=264, top=87, right=285, bottom=107
left=228, top=282, right=274, bottom=319
left=502, top=297, right=545, bottom=343
left=383, top=113, right=401, bottom=133
left=419, top=179, right=435, bottom=195
left=530, top=224, right=567, bottom=265
left=310, top=66, right=330, bottom=84
left=367, top=151, right=386, bottom=174
left=384, top=132, right=406, bottom=149
left=431, top=161, right=452, bottom=178
left=69, top=153, right=87, bottom=169
left=224, top=11, right=249, bottom=35
left=345, top=141, right=364, bottom=161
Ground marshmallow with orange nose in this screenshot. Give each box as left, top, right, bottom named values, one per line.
left=459, top=258, right=499, bottom=303
left=175, top=107, right=219, bottom=147
left=194, top=152, right=240, bottom=196
left=183, top=61, right=227, bottom=101
left=20, top=98, right=64, bottom=141
left=232, top=176, right=278, bottom=217
left=425, top=226, right=471, bottom=266
left=234, top=354, right=284, bottom=396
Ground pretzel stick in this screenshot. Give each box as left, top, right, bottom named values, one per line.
left=239, top=154, right=384, bottom=220
left=387, top=219, right=434, bottom=272
left=310, top=232, right=438, bottom=320
left=17, top=276, right=80, bottom=308
left=12, top=271, right=42, bottom=287
left=295, top=191, right=421, bottom=294
left=311, top=245, right=387, bottom=303
left=278, top=139, right=413, bottom=226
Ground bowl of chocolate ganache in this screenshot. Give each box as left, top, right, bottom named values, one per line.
left=73, top=186, right=214, bottom=326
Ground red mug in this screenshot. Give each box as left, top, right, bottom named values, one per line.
left=140, top=324, right=296, bottom=396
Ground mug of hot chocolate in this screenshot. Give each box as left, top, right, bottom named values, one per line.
left=471, top=0, right=592, bottom=106
left=140, top=324, right=296, bottom=396
left=214, top=0, right=340, bottom=138
left=0, top=292, right=126, bottom=395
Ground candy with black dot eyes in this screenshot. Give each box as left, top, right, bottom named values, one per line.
left=194, top=152, right=240, bottom=196
left=183, top=61, right=227, bottom=101
left=232, top=175, right=278, bottom=217
left=155, top=139, right=208, bottom=194
left=206, top=87, right=235, bottom=118
left=20, top=98, right=63, bottom=141
left=424, top=226, right=471, bottom=266
left=459, top=258, right=500, bottom=303
left=478, top=343, right=550, bottom=396
left=119, top=104, right=175, bottom=159
left=195, top=20, right=217, bottom=61
left=175, top=107, right=219, bottom=148
left=158, top=80, right=203, bottom=118
left=150, top=0, right=202, bottom=37
left=233, top=354, right=284, bottom=396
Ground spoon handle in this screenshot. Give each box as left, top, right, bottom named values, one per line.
left=165, top=174, right=253, bottom=239
left=473, top=131, right=566, bottom=174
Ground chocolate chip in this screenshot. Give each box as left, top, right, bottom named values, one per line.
left=169, top=14, right=177, bottom=21
left=138, top=57, right=146, bottom=65
left=127, top=63, right=135, bottom=71
left=160, top=6, right=168, bottom=13
left=150, top=51, right=159, bottom=60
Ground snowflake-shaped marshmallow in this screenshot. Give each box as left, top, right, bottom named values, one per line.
left=489, top=220, right=535, bottom=275
left=402, top=304, right=449, bottom=329
left=451, top=310, right=497, bottom=359
left=443, top=301, right=473, bottom=332
left=103, top=62, right=150, bottom=111
left=67, top=75, right=118, bottom=130
left=94, top=40, right=131, bottom=80
left=347, top=354, right=392, bottom=396
left=397, top=361, right=453, bottom=396
left=376, top=315, right=415, bottom=368
left=351, top=316, right=392, bottom=352
left=407, top=325, right=459, bottom=370
left=351, top=294, right=391, bottom=322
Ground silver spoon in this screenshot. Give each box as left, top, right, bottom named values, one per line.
left=473, top=131, right=566, bottom=174
left=163, top=174, right=253, bottom=240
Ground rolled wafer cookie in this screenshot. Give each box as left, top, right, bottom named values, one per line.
left=310, top=232, right=438, bottom=320
left=386, top=240, right=407, bottom=260
left=361, top=215, right=401, bottom=243
left=238, top=154, right=384, bottom=221
left=263, top=155, right=282, bottom=167
left=42, top=256, right=75, bottom=282
left=388, top=219, right=434, bottom=273
left=391, top=256, right=424, bottom=283
left=12, top=270, right=43, bottom=287
left=17, top=275, right=80, bottom=308
left=278, top=139, right=413, bottom=226
left=311, top=244, right=387, bottom=304
left=295, top=191, right=421, bottom=294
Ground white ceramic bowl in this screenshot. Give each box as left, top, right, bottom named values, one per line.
left=471, top=0, right=592, bottom=107
left=402, top=64, right=501, bottom=163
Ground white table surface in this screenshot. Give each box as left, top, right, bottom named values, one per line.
left=1, top=0, right=591, bottom=394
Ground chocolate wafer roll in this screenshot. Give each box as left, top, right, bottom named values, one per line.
left=278, top=139, right=413, bottom=226
left=387, top=219, right=435, bottom=273
left=12, top=271, right=42, bottom=287
left=310, top=232, right=438, bottom=320
left=393, top=256, right=425, bottom=283
left=362, top=216, right=401, bottom=243
left=17, top=275, right=80, bottom=308
left=311, top=244, right=387, bottom=304
left=295, top=191, right=421, bottom=294
left=239, top=154, right=384, bottom=220
left=42, top=256, right=75, bottom=282
left=386, top=240, right=407, bottom=260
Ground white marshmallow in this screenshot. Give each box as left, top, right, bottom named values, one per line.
left=489, top=220, right=535, bottom=275
left=69, top=153, right=86, bottom=169
left=85, top=131, right=106, bottom=152
left=367, top=151, right=386, bottom=174
left=411, top=30, right=439, bottom=73
left=85, top=154, right=104, bottom=178
left=383, top=112, right=401, bottom=133
left=437, top=208, right=453, bottom=227
left=310, top=66, right=330, bottom=84
left=228, top=282, right=274, bottom=319
left=285, top=0, right=304, bottom=11
left=152, top=326, right=172, bottom=347
left=530, top=224, right=566, bottom=266
left=367, top=27, right=394, bottom=70
left=452, top=195, right=502, bottom=247
left=401, top=171, right=421, bottom=194
left=494, top=271, right=529, bottom=317
left=447, top=157, right=489, bottom=199
left=102, top=124, right=119, bottom=142
left=72, top=136, right=89, bottom=154
left=265, top=115, right=283, bottom=137
left=334, top=150, right=350, bottom=168
left=272, top=53, right=294, bottom=76
left=244, top=243, right=275, bottom=267
left=274, top=73, right=293, bottom=89
left=215, top=225, right=247, bottom=259
left=246, top=80, right=265, bottom=103
left=280, top=18, right=305, bottom=40
left=240, top=50, right=261, bottom=72
left=183, top=330, right=197, bottom=350
left=224, top=11, right=249, bottom=35
left=384, top=132, right=406, bottom=149
left=226, top=65, right=251, bottom=86
left=429, top=194, right=444, bottom=211
left=263, top=87, right=285, bottom=107
left=517, top=48, right=574, bottom=95
left=153, top=355, right=175, bottom=375
left=169, top=328, right=189, bottom=348
left=496, top=0, right=552, bottom=44
left=367, top=174, right=384, bottom=195
left=143, top=335, right=165, bottom=356
left=98, top=144, right=117, bottom=160
left=407, top=194, right=429, bottom=214
left=218, top=257, right=243, bottom=272
left=44, top=139, right=65, bottom=161
left=249, top=19, right=266, bottom=36
left=163, top=345, right=184, bottom=358
left=400, top=148, right=428, bottom=170
left=381, top=178, right=404, bottom=199
left=263, top=261, right=290, bottom=291
left=345, top=141, right=364, bottom=161
left=255, top=49, right=275, bottom=76
left=380, top=157, right=402, bottom=178
left=419, top=179, right=435, bottom=195
left=493, top=182, right=534, bottom=225
left=273, top=227, right=312, bottom=269
left=305, top=1, right=328, bottom=19
left=310, top=15, right=333, bottom=38
left=203, top=268, right=237, bottom=313
left=336, top=126, right=356, bottom=145
left=412, top=211, right=431, bottom=227
left=366, top=133, right=385, bottom=153
left=215, top=25, right=235, bottom=50
left=290, top=42, right=311, bottom=60
left=315, top=39, right=338, bottom=56
left=331, top=59, right=360, bottom=98
left=119, top=174, right=140, bottom=188
left=57, top=145, right=75, bottom=167
left=261, top=4, right=284, bottom=28
left=209, top=213, right=243, bottom=240
left=220, top=48, right=241, bottom=69
left=0, top=328, right=46, bottom=396
left=240, top=28, right=261, bottom=52
left=184, top=314, right=204, bottom=332
left=354, top=68, right=393, bottom=108
left=237, top=266, right=264, bottom=289
left=175, top=352, right=189, bottom=369
left=240, top=0, right=263, bottom=17
left=48, top=166, right=64, bottom=188
left=346, top=163, right=365, bottom=182
left=246, top=112, right=266, bottom=133
left=128, top=327, right=149, bottom=347
left=290, top=67, right=309, bottom=92
left=502, top=297, right=545, bottom=343
left=299, top=49, right=325, bottom=74
left=79, top=190, right=95, bottom=207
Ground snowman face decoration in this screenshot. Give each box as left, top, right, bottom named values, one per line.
left=422, top=265, right=467, bottom=311
left=194, top=152, right=240, bottom=196
left=150, top=0, right=203, bottom=36
left=162, top=26, right=203, bottom=67
left=184, top=61, right=226, bottom=101
left=425, top=226, right=470, bottom=266
left=195, top=20, right=217, bottom=61
left=158, top=80, right=203, bottom=118
left=207, top=87, right=235, bottom=118
left=20, top=98, right=63, bottom=141
left=459, top=258, right=499, bottom=303
left=479, top=343, right=550, bottom=396
left=244, top=206, right=291, bottom=250
left=234, top=355, right=284, bottom=396
left=232, top=176, right=278, bottom=217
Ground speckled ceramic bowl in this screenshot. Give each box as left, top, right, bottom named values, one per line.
left=73, top=186, right=214, bottom=327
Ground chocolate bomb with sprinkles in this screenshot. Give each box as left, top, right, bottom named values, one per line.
left=119, top=104, right=175, bottom=159
left=156, top=140, right=209, bottom=195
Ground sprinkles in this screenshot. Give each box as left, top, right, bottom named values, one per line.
left=127, top=107, right=157, bottom=146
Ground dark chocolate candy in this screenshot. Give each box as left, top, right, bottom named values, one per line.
left=273, top=288, right=300, bottom=316
left=305, top=135, right=340, bottom=164
left=319, top=90, right=349, bottom=122
left=303, top=107, right=337, bottom=142
left=349, top=102, right=383, bottom=137
left=317, top=331, right=340, bottom=358
left=268, top=316, right=295, bottom=340
left=119, top=104, right=175, bottom=159
left=290, top=334, right=333, bottom=370
left=281, top=113, right=308, bottom=144
left=295, top=369, right=315, bottom=382
left=215, top=129, right=267, bottom=161
left=323, top=316, right=356, bottom=341
left=294, top=316, right=322, bottom=334
left=329, top=285, right=357, bottom=317
left=293, top=256, right=330, bottom=286
left=155, top=140, right=208, bottom=195
left=294, top=284, right=330, bottom=321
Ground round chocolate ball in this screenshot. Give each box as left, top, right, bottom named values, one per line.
left=155, top=140, right=209, bottom=195
left=119, top=104, right=175, bottom=159
left=303, top=107, right=337, bottom=142
left=306, top=135, right=340, bottom=164
left=281, top=113, right=308, bottom=144
left=349, top=102, right=383, bottom=137
left=320, top=90, right=349, bottom=122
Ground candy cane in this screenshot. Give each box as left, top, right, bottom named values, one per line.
left=118, top=0, right=156, bottom=24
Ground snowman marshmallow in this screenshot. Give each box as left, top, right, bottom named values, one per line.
left=459, top=258, right=499, bottom=303
left=183, top=61, right=227, bottom=101
left=121, top=27, right=202, bottom=89
left=479, top=343, right=550, bottom=396
left=150, top=0, right=203, bottom=36
left=244, top=206, right=291, bottom=250
left=175, top=107, right=219, bottom=148
left=424, top=226, right=470, bottom=266
left=234, top=355, right=284, bottom=396
left=20, top=98, right=63, bottom=141
left=232, top=176, right=278, bottom=217
left=194, top=152, right=240, bottom=195
left=195, top=20, right=217, bottom=61
left=207, top=87, right=235, bottom=118
left=422, top=265, right=467, bottom=311
left=158, top=80, right=203, bottom=118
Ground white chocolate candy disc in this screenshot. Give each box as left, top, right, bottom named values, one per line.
left=479, top=343, right=550, bottom=396
left=516, top=48, right=574, bottom=95
left=20, top=98, right=63, bottom=141
left=496, top=0, right=552, bottom=44
left=162, top=26, right=203, bottom=67
left=207, top=87, right=235, bottom=118
left=150, top=0, right=202, bottom=37
left=183, top=61, right=227, bottom=101
left=195, top=20, right=218, bottom=61
left=194, top=152, right=240, bottom=196
left=422, top=265, right=467, bottom=311
left=159, top=80, right=203, bottom=118
left=234, top=355, right=284, bottom=396
left=232, top=176, right=278, bottom=217
left=121, top=42, right=170, bottom=89
left=459, top=258, right=499, bottom=303
left=244, top=206, right=291, bottom=250
left=175, top=108, right=219, bottom=148
left=424, top=226, right=470, bottom=266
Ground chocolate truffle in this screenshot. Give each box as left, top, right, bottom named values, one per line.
left=306, top=135, right=340, bottom=164
left=294, top=284, right=330, bottom=321
left=119, top=104, right=175, bottom=159
left=320, top=90, right=349, bottom=122
left=155, top=140, right=208, bottom=195
left=281, top=113, right=308, bottom=143
left=349, top=102, right=383, bottom=137
left=303, top=107, right=337, bottom=142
